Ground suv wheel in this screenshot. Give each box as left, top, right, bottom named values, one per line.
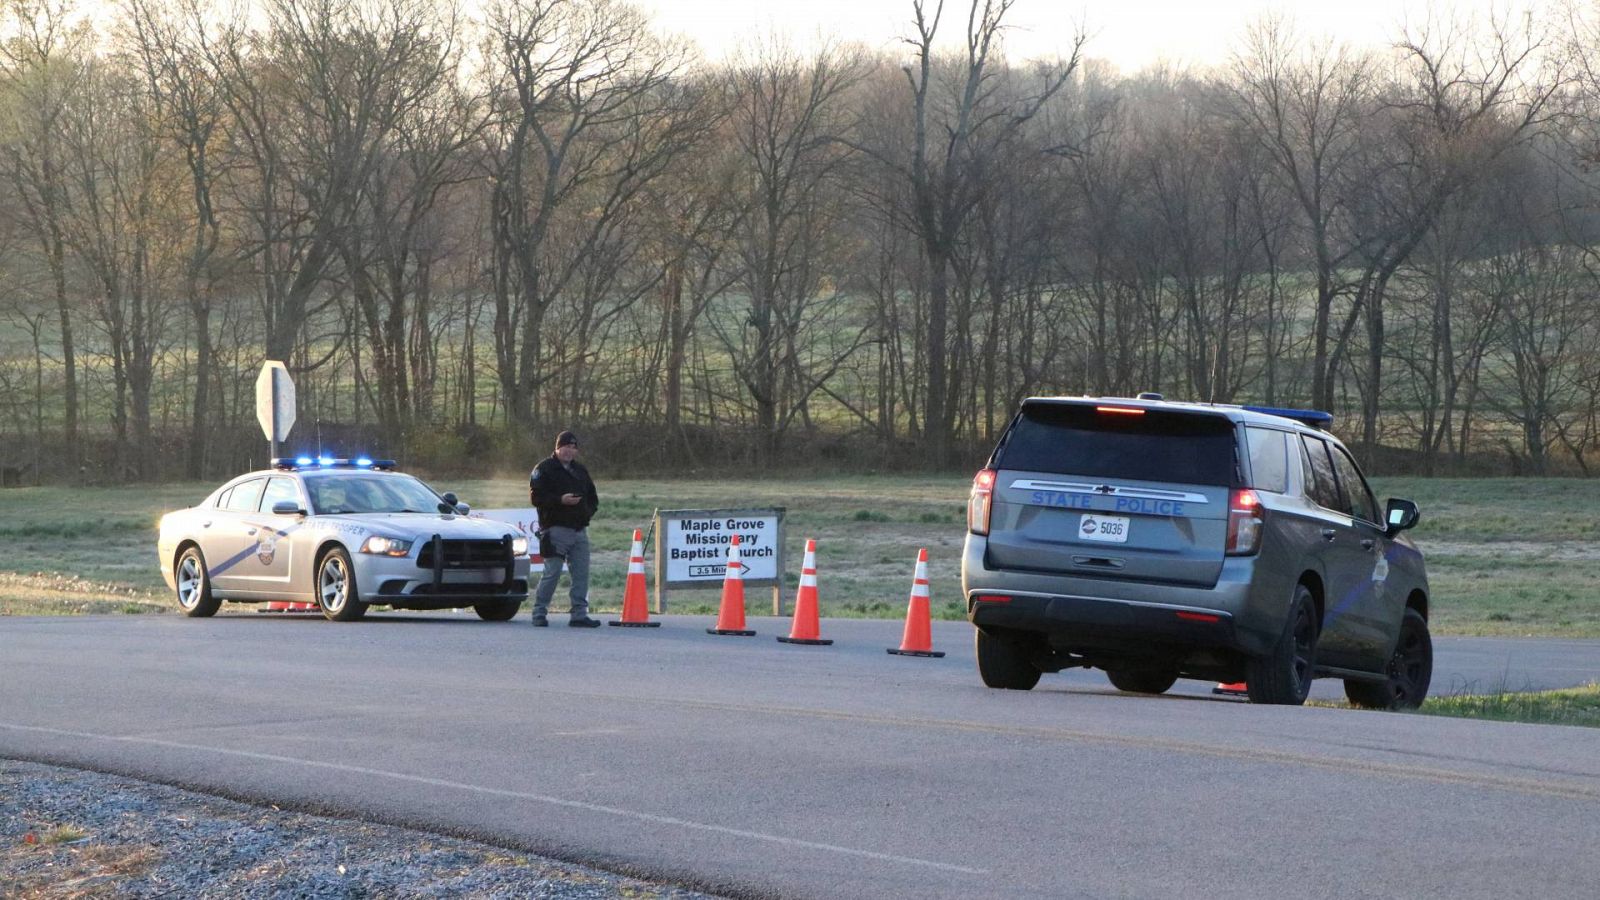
left=975, top=629, right=1041, bottom=691
left=1246, top=584, right=1319, bottom=705
left=1107, top=664, right=1179, bottom=695
left=317, top=548, right=369, bottom=622
left=1345, top=608, right=1433, bottom=710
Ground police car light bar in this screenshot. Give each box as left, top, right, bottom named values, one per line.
left=269, top=456, right=398, bottom=471
left=1242, top=406, right=1334, bottom=430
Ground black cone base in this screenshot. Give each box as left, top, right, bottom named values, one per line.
left=886, top=648, right=945, bottom=658
left=609, top=620, right=662, bottom=627
left=708, top=628, right=757, bottom=636
left=777, top=636, right=833, bottom=645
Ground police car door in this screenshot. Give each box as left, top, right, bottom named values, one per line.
left=1329, top=444, right=1399, bottom=668
left=233, top=476, right=303, bottom=595
left=208, top=477, right=267, bottom=593
left=1297, top=436, right=1370, bottom=669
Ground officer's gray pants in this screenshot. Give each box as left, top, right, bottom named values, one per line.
left=533, top=526, right=590, bottom=617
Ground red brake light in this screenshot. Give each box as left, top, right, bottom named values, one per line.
left=974, top=594, right=1011, bottom=604
left=968, top=468, right=996, bottom=536
left=1226, top=488, right=1264, bottom=556
left=1096, top=406, right=1145, bottom=416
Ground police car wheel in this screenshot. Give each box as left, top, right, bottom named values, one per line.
left=474, top=599, right=521, bottom=621
left=975, top=628, right=1041, bottom=690
left=175, top=545, right=221, bottom=618
left=317, top=547, right=368, bottom=622
left=1107, top=664, right=1179, bottom=695
left=1345, top=608, right=1432, bottom=710
left=1246, top=584, right=1319, bottom=706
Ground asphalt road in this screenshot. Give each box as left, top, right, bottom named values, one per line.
left=2, top=613, right=1598, bottom=899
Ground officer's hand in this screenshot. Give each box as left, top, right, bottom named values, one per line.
left=561, top=493, right=581, bottom=506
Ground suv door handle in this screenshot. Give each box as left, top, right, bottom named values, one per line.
left=1360, top=538, right=1375, bottom=551
left=1320, top=528, right=1336, bottom=541
left=246, top=528, right=258, bottom=536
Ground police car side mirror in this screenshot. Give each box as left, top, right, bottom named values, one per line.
left=1384, top=498, right=1420, bottom=536
left=456, top=502, right=471, bottom=515
left=272, top=500, right=306, bottom=517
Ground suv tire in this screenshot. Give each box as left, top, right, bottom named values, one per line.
left=1107, top=664, right=1179, bottom=695
left=976, top=629, right=1041, bottom=691
left=1246, top=584, right=1319, bottom=705
left=1345, top=608, right=1432, bottom=710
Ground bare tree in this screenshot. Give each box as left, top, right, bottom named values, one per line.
left=0, top=0, right=88, bottom=478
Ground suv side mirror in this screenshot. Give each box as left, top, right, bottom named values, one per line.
left=1384, top=498, right=1420, bottom=536
left=272, top=500, right=306, bottom=516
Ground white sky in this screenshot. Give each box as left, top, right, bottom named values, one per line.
left=635, top=0, right=1484, bottom=73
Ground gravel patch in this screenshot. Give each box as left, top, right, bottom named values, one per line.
left=1, top=760, right=722, bottom=899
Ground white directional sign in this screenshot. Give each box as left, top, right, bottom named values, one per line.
left=658, top=508, right=784, bottom=584
left=255, top=360, right=296, bottom=444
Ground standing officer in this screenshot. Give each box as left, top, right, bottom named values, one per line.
left=529, top=430, right=601, bottom=627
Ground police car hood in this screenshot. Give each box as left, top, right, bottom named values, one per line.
left=318, top=513, right=518, bottom=541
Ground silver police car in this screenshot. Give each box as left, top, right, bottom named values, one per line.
left=157, top=459, right=530, bottom=621
left=963, top=395, right=1430, bottom=708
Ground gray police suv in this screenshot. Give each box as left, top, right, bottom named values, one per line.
left=962, top=395, right=1431, bottom=708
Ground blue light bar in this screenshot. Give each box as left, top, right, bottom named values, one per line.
left=1243, top=406, right=1334, bottom=429
left=356, top=457, right=373, bottom=467
left=318, top=456, right=334, bottom=467
left=296, top=456, right=314, bottom=466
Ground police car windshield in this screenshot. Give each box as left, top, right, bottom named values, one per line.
left=305, top=474, right=442, bottom=515
left=999, top=404, right=1237, bottom=486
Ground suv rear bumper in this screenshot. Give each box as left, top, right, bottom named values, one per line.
left=968, top=591, right=1237, bottom=647
left=963, top=535, right=1282, bottom=658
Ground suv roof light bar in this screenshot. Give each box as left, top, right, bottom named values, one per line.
left=1242, top=406, right=1334, bottom=430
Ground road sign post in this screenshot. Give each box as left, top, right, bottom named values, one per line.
left=255, top=361, right=296, bottom=459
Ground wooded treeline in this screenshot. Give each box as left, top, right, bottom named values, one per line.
left=1, top=0, right=1598, bottom=482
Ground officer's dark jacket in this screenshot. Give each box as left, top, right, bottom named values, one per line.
left=529, top=456, right=599, bottom=530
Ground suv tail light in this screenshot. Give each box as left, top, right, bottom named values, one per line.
left=1226, top=488, right=1263, bottom=555
left=968, top=468, right=997, bottom=535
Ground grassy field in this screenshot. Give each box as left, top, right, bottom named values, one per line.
left=2, top=475, right=1599, bottom=636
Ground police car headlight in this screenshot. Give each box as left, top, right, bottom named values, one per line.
left=360, top=536, right=413, bottom=557
left=512, top=536, right=528, bottom=556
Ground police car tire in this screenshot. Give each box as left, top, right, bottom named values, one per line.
left=317, top=547, right=368, bottom=622
left=1107, top=664, right=1180, bottom=695
left=175, top=545, right=221, bottom=618
left=975, top=628, right=1041, bottom=691
left=1246, top=584, right=1319, bottom=706
left=474, top=599, right=521, bottom=621
left=1344, top=608, right=1432, bottom=710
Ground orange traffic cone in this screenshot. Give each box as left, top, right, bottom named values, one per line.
left=610, top=529, right=660, bottom=627
left=887, top=548, right=943, bottom=658
left=707, top=534, right=755, bottom=636
left=777, top=539, right=831, bottom=646
left=262, top=601, right=291, bottom=613
left=291, top=602, right=315, bottom=611
left=1213, top=682, right=1248, bottom=697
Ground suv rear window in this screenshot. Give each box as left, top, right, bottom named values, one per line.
left=997, top=404, right=1238, bottom=486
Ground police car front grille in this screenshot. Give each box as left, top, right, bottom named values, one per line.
left=417, top=539, right=510, bottom=569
